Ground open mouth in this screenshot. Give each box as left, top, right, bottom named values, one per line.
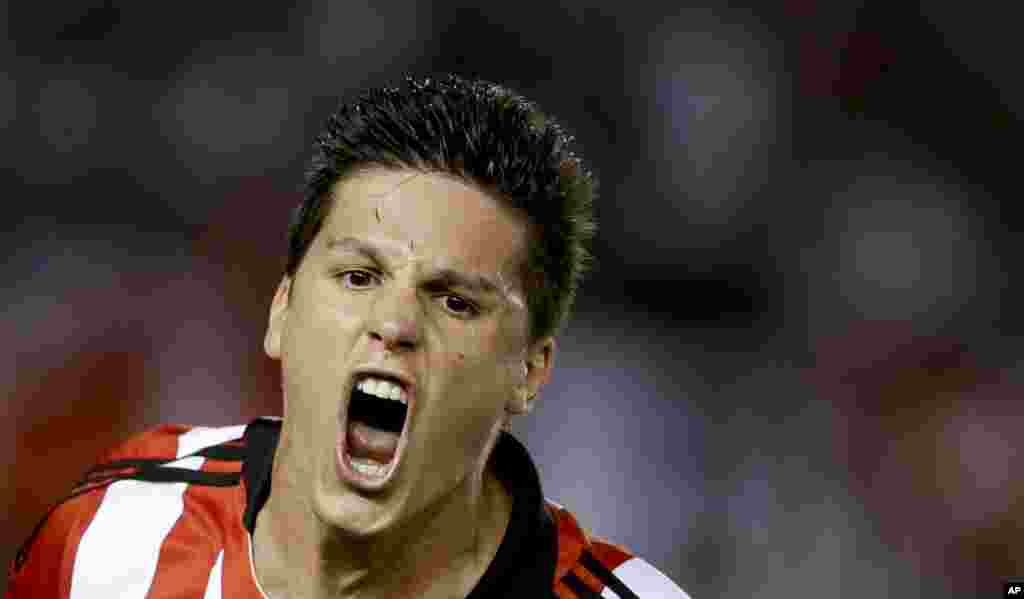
left=339, top=373, right=411, bottom=484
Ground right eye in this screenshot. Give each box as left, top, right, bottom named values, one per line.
left=337, top=269, right=379, bottom=289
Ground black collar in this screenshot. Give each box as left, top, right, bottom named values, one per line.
left=240, top=417, right=558, bottom=598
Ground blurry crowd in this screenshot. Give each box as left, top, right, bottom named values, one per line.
left=4, top=1, right=1022, bottom=596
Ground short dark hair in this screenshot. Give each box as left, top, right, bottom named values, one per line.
left=286, top=74, right=598, bottom=344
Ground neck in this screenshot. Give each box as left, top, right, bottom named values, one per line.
left=253, top=441, right=512, bottom=599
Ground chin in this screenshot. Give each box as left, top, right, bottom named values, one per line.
left=310, top=467, right=403, bottom=539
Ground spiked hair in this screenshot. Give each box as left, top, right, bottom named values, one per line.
left=287, top=74, right=598, bottom=344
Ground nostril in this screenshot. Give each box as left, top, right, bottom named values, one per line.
left=373, top=320, right=420, bottom=347
left=368, top=333, right=417, bottom=354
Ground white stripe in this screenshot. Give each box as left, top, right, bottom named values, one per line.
left=70, top=425, right=243, bottom=598
left=544, top=497, right=566, bottom=511
left=176, top=424, right=247, bottom=458
left=600, top=557, right=692, bottom=599
left=203, top=550, right=224, bottom=599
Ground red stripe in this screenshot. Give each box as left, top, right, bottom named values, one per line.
left=548, top=502, right=590, bottom=585
left=5, top=486, right=108, bottom=598
left=569, top=562, right=605, bottom=595
left=61, top=489, right=108, bottom=598
left=548, top=504, right=608, bottom=594
left=554, top=578, right=579, bottom=598
left=102, top=425, right=187, bottom=462
left=144, top=457, right=242, bottom=599
left=547, top=501, right=641, bottom=597
left=221, top=475, right=263, bottom=598
left=587, top=539, right=635, bottom=572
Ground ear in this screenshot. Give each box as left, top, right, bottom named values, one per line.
left=264, top=276, right=292, bottom=360
left=507, top=336, right=556, bottom=416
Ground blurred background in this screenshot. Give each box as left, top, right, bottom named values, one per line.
left=3, top=0, right=1022, bottom=596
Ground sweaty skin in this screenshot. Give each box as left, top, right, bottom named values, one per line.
left=258, top=168, right=555, bottom=599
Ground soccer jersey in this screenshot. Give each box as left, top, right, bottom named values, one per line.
left=7, top=417, right=691, bottom=598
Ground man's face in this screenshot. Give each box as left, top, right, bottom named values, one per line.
left=264, top=168, right=550, bottom=536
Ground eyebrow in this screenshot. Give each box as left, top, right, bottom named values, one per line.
left=326, top=236, right=391, bottom=265
left=426, top=268, right=501, bottom=297
left=326, top=236, right=503, bottom=298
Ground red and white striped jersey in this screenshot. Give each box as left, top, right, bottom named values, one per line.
left=7, top=418, right=691, bottom=599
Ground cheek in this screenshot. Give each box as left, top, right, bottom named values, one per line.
left=441, top=322, right=497, bottom=371
left=294, top=284, right=366, bottom=343
left=281, top=295, right=361, bottom=401
left=443, top=347, right=522, bottom=406
left=442, top=316, right=524, bottom=378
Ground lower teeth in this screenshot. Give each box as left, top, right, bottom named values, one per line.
left=349, top=456, right=390, bottom=477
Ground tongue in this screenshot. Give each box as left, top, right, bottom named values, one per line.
left=346, top=421, right=399, bottom=464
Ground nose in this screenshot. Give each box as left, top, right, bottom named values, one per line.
left=368, top=322, right=419, bottom=353
left=366, top=285, right=421, bottom=354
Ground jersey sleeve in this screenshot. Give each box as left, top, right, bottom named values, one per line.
left=548, top=499, right=693, bottom=599
left=588, top=539, right=693, bottom=599
left=6, top=424, right=189, bottom=598
left=5, top=486, right=107, bottom=599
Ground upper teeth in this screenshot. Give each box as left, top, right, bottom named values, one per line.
left=356, top=376, right=408, bottom=404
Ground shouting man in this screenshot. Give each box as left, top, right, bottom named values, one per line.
left=8, top=75, right=691, bottom=598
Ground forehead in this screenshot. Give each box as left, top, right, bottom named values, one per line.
left=322, top=169, right=531, bottom=274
